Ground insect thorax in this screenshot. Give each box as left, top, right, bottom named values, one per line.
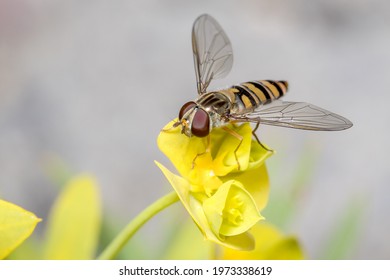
left=196, top=92, right=231, bottom=128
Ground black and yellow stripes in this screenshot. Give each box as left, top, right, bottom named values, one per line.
left=231, top=85, right=257, bottom=108
left=258, top=80, right=288, bottom=99
left=226, top=80, right=288, bottom=112
left=196, top=79, right=289, bottom=116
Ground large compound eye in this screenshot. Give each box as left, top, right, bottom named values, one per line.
left=179, top=101, right=197, bottom=120
left=191, top=108, right=210, bottom=137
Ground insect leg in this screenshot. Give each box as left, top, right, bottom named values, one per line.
left=230, top=115, right=274, bottom=153
left=191, top=135, right=211, bottom=169
left=222, top=126, right=244, bottom=171
left=251, top=121, right=274, bottom=152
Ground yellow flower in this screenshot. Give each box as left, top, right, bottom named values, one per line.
left=220, top=222, right=305, bottom=260
left=156, top=120, right=272, bottom=250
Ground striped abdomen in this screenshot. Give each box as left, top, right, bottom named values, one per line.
left=220, top=80, right=289, bottom=114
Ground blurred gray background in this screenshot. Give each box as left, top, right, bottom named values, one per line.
left=1, top=0, right=389, bottom=259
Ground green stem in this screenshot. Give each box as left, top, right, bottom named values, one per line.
left=98, top=191, right=179, bottom=260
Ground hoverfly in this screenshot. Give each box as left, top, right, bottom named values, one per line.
left=172, top=14, right=352, bottom=147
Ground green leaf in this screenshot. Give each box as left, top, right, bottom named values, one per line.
left=43, top=175, right=101, bottom=259
left=0, top=200, right=41, bottom=259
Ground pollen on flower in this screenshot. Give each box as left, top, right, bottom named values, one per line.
left=224, top=208, right=244, bottom=226
left=231, top=195, right=244, bottom=208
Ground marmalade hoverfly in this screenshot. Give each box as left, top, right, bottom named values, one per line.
left=172, top=14, right=352, bottom=145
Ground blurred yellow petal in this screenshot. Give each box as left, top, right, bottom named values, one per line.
left=43, top=175, right=101, bottom=259
left=0, top=200, right=41, bottom=259
left=203, top=180, right=262, bottom=236
left=265, top=237, right=304, bottom=260
left=156, top=161, right=255, bottom=250
left=221, top=222, right=305, bottom=260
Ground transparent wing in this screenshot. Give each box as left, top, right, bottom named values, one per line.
left=233, top=101, right=353, bottom=131
left=192, top=14, right=233, bottom=95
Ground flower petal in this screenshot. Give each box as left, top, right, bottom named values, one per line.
left=158, top=121, right=271, bottom=182
left=157, top=120, right=210, bottom=182
left=247, top=138, right=273, bottom=171
left=222, top=164, right=270, bottom=211
left=203, top=180, right=262, bottom=236
left=210, top=124, right=252, bottom=175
